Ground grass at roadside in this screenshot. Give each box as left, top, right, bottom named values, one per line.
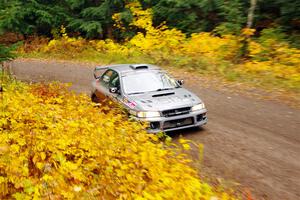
left=21, top=44, right=300, bottom=94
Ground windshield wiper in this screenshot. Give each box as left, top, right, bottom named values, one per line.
left=129, top=88, right=174, bottom=94
left=156, top=88, right=174, bottom=91
left=128, top=92, right=145, bottom=95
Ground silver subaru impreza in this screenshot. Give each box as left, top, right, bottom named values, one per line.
left=91, top=64, right=207, bottom=133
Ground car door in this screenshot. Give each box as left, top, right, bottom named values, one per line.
left=95, top=69, right=121, bottom=102
left=95, top=69, right=114, bottom=101
left=108, top=71, right=122, bottom=102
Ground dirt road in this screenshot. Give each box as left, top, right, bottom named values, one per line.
left=8, top=59, right=300, bottom=200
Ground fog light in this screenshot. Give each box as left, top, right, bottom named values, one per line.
left=196, top=114, right=203, bottom=121
left=150, top=122, right=160, bottom=129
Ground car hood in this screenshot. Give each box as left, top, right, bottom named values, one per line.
left=125, top=88, right=202, bottom=111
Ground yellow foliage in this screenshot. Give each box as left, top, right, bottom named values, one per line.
left=182, top=33, right=240, bottom=60
left=241, top=28, right=255, bottom=37
left=238, top=61, right=300, bottom=83
left=127, top=1, right=153, bottom=31
left=0, top=80, right=235, bottom=199
left=240, top=38, right=300, bottom=87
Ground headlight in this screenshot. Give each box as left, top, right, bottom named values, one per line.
left=191, top=103, right=205, bottom=111
left=137, top=111, right=160, bottom=118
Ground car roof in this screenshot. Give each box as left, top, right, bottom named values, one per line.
left=107, top=64, right=161, bottom=75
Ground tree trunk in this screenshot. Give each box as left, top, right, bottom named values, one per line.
left=106, top=26, right=113, bottom=40
left=247, top=0, right=257, bottom=28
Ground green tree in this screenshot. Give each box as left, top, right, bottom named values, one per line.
left=67, top=0, right=125, bottom=39
left=278, top=0, right=300, bottom=31
left=0, top=0, right=68, bottom=38
left=0, top=0, right=299, bottom=41
left=214, top=0, right=246, bottom=35
left=149, top=0, right=223, bottom=34
left=0, top=0, right=127, bottom=39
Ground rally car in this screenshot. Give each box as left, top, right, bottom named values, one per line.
left=91, top=64, right=207, bottom=133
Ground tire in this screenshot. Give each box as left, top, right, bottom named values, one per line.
left=91, top=93, right=99, bottom=103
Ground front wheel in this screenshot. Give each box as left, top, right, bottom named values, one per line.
left=91, top=92, right=99, bottom=103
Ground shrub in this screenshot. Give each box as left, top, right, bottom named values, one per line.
left=0, top=80, right=234, bottom=199
left=0, top=43, right=19, bottom=63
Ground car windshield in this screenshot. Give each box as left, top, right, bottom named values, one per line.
left=122, top=72, right=178, bottom=94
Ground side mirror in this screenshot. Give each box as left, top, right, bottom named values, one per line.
left=94, top=67, right=102, bottom=79
left=109, top=87, right=118, bottom=94
left=177, top=79, right=184, bottom=86
left=94, top=66, right=108, bottom=79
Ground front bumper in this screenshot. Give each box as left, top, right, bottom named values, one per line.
left=136, top=109, right=207, bottom=133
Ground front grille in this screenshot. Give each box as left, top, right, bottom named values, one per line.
left=163, top=117, right=194, bottom=130
left=162, top=107, right=191, bottom=117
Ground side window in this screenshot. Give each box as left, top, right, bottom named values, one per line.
left=109, top=73, right=120, bottom=88
left=100, top=70, right=120, bottom=90
left=100, top=70, right=114, bottom=87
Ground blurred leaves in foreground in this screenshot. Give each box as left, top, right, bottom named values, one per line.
left=0, top=77, right=237, bottom=199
